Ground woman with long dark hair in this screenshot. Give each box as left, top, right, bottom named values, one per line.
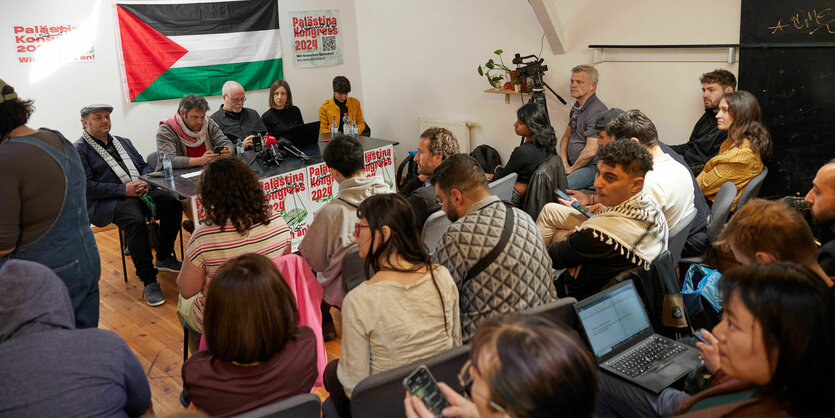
left=182, top=253, right=317, bottom=416
left=261, top=80, right=304, bottom=139
left=697, top=90, right=772, bottom=209
left=0, top=79, right=101, bottom=328
left=491, top=102, right=558, bottom=204
left=176, top=156, right=291, bottom=335
left=324, top=194, right=461, bottom=417
left=677, top=262, right=835, bottom=416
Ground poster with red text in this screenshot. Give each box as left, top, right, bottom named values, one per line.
left=289, top=10, right=342, bottom=68
left=261, top=168, right=312, bottom=251
left=308, top=162, right=338, bottom=217
left=363, top=145, right=396, bottom=191
left=13, top=24, right=95, bottom=64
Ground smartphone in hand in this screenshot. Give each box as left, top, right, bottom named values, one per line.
left=556, top=189, right=594, bottom=218
left=694, top=329, right=712, bottom=345
left=403, top=365, right=450, bottom=417
left=213, top=146, right=224, bottom=154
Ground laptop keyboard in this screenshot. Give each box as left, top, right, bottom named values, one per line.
left=607, top=336, right=687, bottom=377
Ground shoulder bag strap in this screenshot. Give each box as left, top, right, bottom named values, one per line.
left=463, top=203, right=515, bottom=283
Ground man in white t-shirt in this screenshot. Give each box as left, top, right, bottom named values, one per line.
left=538, top=109, right=695, bottom=246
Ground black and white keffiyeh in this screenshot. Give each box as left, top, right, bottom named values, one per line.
left=577, top=191, right=668, bottom=270
left=81, top=130, right=140, bottom=184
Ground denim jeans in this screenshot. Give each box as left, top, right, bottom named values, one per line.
left=567, top=164, right=597, bottom=190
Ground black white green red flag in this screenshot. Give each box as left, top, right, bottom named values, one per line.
left=114, top=0, right=282, bottom=102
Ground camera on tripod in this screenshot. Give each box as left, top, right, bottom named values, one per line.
left=511, top=53, right=566, bottom=108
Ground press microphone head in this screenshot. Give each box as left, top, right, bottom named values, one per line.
left=264, top=135, right=277, bottom=147
left=276, top=138, right=293, bottom=148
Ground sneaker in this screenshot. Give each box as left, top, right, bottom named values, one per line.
left=144, top=282, right=165, bottom=306
left=155, top=256, right=182, bottom=273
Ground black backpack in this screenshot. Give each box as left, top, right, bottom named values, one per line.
left=470, top=144, right=502, bottom=174
left=396, top=152, right=419, bottom=190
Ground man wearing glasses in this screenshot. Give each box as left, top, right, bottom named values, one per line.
left=559, top=64, right=608, bottom=190
left=210, top=80, right=267, bottom=150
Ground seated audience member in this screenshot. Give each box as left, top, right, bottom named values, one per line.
left=182, top=254, right=317, bottom=417
left=210, top=81, right=267, bottom=150
left=318, top=75, right=368, bottom=135
left=597, top=199, right=833, bottom=418
left=177, top=157, right=291, bottom=334
left=697, top=90, right=772, bottom=210
left=405, top=314, right=597, bottom=418
left=539, top=140, right=667, bottom=300
left=261, top=80, right=303, bottom=139
left=157, top=94, right=234, bottom=168
left=490, top=102, right=558, bottom=205
left=806, top=160, right=835, bottom=277
left=0, top=79, right=100, bottom=329
left=0, top=260, right=151, bottom=416
left=299, top=135, right=390, bottom=308
left=432, top=155, right=555, bottom=341
left=324, top=194, right=460, bottom=417
left=75, top=103, right=183, bottom=307
left=399, top=127, right=460, bottom=227
left=679, top=263, right=835, bottom=416
left=670, top=69, right=736, bottom=175
left=566, top=110, right=696, bottom=239
left=560, top=64, right=608, bottom=190
left=578, top=108, right=710, bottom=257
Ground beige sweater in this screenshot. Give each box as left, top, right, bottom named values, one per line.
left=337, top=266, right=461, bottom=397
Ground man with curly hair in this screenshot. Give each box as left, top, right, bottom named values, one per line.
left=542, top=140, right=667, bottom=300
left=399, top=127, right=460, bottom=228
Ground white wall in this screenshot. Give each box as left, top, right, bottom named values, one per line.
left=2, top=0, right=365, bottom=158
left=354, top=0, right=740, bottom=163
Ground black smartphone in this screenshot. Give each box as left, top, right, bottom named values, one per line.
left=556, top=189, right=594, bottom=218
left=213, top=146, right=224, bottom=154
left=694, top=329, right=711, bottom=345
left=403, top=365, right=450, bottom=417
left=253, top=134, right=263, bottom=152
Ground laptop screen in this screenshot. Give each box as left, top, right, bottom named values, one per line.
left=575, top=281, right=652, bottom=359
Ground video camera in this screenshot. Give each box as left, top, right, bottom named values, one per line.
left=511, top=53, right=566, bottom=107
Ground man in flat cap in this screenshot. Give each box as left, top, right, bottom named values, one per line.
left=75, top=104, right=182, bottom=306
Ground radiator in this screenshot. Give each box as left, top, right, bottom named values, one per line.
left=417, top=117, right=474, bottom=153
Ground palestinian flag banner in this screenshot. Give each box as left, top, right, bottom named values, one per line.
left=114, top=0, right=282, bottom=102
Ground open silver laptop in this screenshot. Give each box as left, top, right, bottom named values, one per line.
left=574, top=281, right=700, bottom=393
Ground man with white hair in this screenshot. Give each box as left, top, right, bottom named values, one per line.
left=210, top=80, right=267, bottom=149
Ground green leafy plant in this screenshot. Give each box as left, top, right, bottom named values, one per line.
left=477, top=49, right=513, bottom=88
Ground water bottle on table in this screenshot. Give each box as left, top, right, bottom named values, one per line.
left=342, top=113, right=350, bottom=134
left=236, top=139, right=245, bottom=157
left=330, top=118, right=338, bottom=138
left=162, top=153, right=174, bottom=181
left=351, top=120, right=358, bottom=137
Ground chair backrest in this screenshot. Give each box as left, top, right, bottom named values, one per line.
left=341, top=245, right=369, bottom=295
left=233, top=393, right=321, bottom=418
left=636, top=250, right=689, bottom=337
left=521, top=155, right=568, bottom=221
left=146, top=151, right=159, bottom=171
left=422, top=210, right=452, bottom=254
left=707, top=181, right=738, bottom=243
left=519, top=297, right=577, bottom=329
left=350, top=345, right=470, bottom=418
left=668, top=210, right=697, bottom=265
left=735, top=166, right=768, bottom=209
left=489, top=172, right=517, bottom=202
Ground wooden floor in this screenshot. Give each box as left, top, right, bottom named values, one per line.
left=93, top=226, right=340, bottom=415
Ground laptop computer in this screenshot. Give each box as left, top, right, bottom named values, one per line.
left=573, top=281, right=701, bottom=393
left=288, top=121, right=321, bottom=148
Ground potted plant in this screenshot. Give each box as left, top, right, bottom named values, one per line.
left=477, top=49, right=514, bottom=89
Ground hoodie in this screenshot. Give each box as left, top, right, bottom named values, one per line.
left=299, top=175, right=392, bottom=306
left=0, top=260, right=151, bottom=417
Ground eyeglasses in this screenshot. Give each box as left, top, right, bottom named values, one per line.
left=457, top=360, right=507, bottom=414
left=354, top=222, right=369, bottom=238
left=226, top=96, right=246, bottom=103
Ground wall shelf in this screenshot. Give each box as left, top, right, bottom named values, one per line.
left=483, top=88, right=533, bottom=104
left=588, top=43, right=835, bottom=64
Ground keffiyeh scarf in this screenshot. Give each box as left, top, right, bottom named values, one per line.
left=163, top=112, right=207, bottom=147
left=81, top=130, right=139, bottom=184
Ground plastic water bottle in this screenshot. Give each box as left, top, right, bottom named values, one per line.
left=351, top=120, right=358, bottom=137
left=162, top=153, right=174, bottom=181
left=342, top=113, right=350, bottom=134
left=236, top=139, right=244, bottom=157
left=330, top=118, right=338, bottom=137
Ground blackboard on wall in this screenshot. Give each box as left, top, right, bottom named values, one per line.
left=738, top=0, right=835, bottom=198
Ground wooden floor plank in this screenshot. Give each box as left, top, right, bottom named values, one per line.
left=94, top=227, right=341, bottom=414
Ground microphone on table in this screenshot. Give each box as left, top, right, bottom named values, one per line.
left=276, top=138, right=312, bottom=162
left=263, top=135, right=283, bottom=165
